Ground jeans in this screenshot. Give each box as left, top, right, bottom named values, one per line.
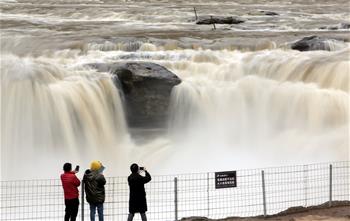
left=89, top=203, right=104, bottom=221
left=127, top=213, right=147, bottom=221
left=64, top=198, right=79, bottom=221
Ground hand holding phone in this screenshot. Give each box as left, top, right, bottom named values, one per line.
left=75, top=165, right=80, bottom=173
left=140, top=167, right=145, bottom=171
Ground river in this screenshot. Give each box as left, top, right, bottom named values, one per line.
left=1, top=0, right=349, bottom=180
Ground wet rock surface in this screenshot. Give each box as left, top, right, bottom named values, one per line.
left=319, top=23, right=350, bottom=30
left=291, top=35, right=345, bottom=51
left=89, top=62, right=181, bottom=128
left=196, top=16, right=245, bottom=25
left=248, top=10, right=279, bottom=16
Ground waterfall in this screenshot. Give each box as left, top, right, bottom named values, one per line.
left=1, top=45, right=349, bottom=178
left=161, top=48, right=349, bottom=172
left=1, top=54, right=129, bottom=179
left=169, top=77, right=348, bottom=146
left=161, top=49, right=350, bottom=91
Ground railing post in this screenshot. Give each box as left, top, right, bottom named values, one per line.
left=207, top=172, right=210, bottom=217
left=303, top=165, right=308, bottom=207
left=329, top=164, right=333, bottom=207
left=112, top=178, right=115, bottom=221
left=174, top=177, right=178, bottom=221
left=261, top=170, right=267, bottom=217
left=81, top=180, right=85, bottom=221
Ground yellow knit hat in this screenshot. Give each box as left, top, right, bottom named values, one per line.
left=90, top=161, right=102, bottom=171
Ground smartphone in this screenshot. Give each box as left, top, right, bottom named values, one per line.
left=75, top=165, right=80, bottom=172
left=140, top=167, right=144, bottom=171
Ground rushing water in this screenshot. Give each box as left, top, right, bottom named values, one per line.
left=0, top=0, right=349, bottom=180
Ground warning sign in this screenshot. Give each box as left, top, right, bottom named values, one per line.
left=215, top=171, right=237, bottom=189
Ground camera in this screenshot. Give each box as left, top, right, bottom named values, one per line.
left=75, top=165, right=80, bottom=172
left=140, top=167, right=144, bottom=171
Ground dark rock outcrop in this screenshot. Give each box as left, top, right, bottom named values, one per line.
left=196, top=16, right=245, bottom=25
left=90, top=62, right=181, bottom=128
left=248, top=10, right=279, bottom=16
left=261, top=11, right=279, bottom=16
left=340, top=23, right=350, bottom=29
left=291, top=36, right=345, bottom=51
left=319, top=23, right=350, bottom=30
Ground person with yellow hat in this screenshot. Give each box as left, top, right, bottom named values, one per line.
left=83, top=161, right=106, bottom=221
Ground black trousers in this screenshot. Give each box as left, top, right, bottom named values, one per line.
left=127, top=213, right=147, bottom=221
left=65, top=198, right=79, bottom=221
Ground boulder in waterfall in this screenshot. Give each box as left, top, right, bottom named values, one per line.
left=291, top=36, right=345, bottom=51
left=90, top=62, right=181, bottom=128
left=196, top=16, right=245, bottom=25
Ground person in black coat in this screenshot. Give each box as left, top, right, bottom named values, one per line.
left=127, top=163, right=151, bottom=221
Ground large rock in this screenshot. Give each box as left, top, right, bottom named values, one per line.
left=90, top=62, right=181, bottom=128
left=291, top=36, right=345, bottom=51
left=196, top=16, right=245, bottom=25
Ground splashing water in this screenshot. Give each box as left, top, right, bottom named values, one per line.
left=1, top=54, right=130, bottom=179
left=1, top=0, right=349, bottom=180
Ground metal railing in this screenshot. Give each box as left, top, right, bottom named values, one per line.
left=1, top=161, right=349, bottom=221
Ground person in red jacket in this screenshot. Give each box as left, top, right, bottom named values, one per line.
left=61, top=163, right=81, bottom=221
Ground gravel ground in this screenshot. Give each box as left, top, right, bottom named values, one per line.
left=181, top=201, right=350, bottom=221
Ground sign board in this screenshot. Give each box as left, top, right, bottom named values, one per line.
left=215, top=171, right=237, bottom=189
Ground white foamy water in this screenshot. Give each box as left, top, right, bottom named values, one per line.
left=0, top=0, right=349, bottom=180
left=151, top=48, right=349, bottom=173
left=1, top=54, right=131, bottom=179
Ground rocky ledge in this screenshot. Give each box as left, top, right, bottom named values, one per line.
left=248, top=10, right=279, bottom=16
left=89, top=62, right=181, bottom=128
left=196, top=16, right=245, bottom=25
left=319, top=23, right=350, bottom=30
left=291, top=35, right=347, bottom=51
